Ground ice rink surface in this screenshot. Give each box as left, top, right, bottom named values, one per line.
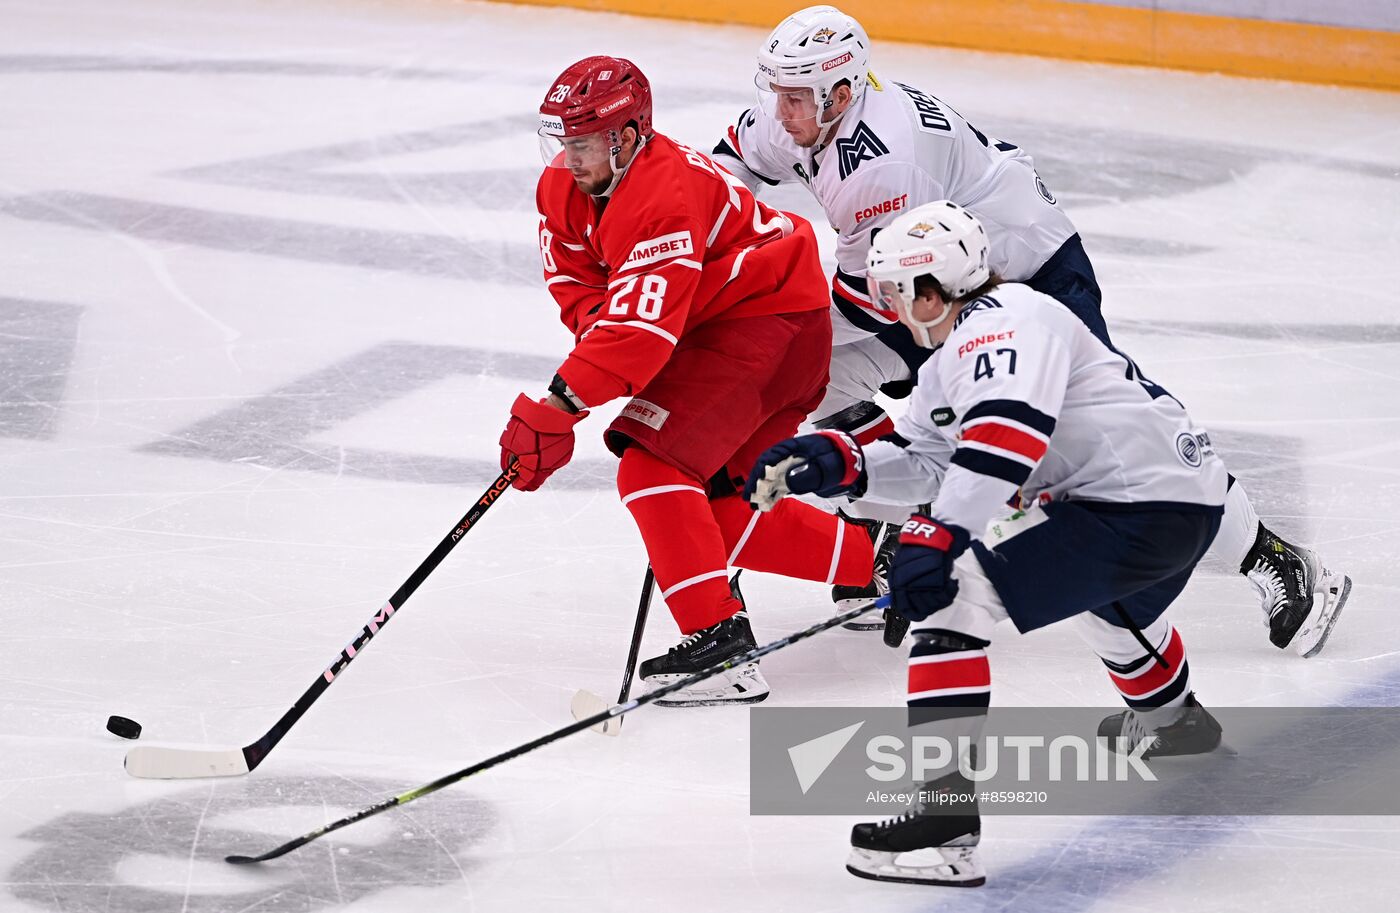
left=1, top=0, right=1399, bottom=909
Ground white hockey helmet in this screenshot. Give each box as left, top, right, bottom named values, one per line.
left=755, top=6, right=870, bottom=136
left=865, top=201, right=991, bottom=347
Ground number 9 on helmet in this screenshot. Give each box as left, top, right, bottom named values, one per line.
left=755, top=5, right=870, bottom=139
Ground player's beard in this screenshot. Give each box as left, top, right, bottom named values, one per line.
left=572, top=172, right=610, bottom=195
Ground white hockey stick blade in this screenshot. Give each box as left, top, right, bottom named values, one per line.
left=124, top=745, right=250, bottom=779
left=570, top=689, right=623, bottom=736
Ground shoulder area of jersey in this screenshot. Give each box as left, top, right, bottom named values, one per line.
left=952, top=282, right=1069, bottom=337
left=615, top=134, right=713, bottom=189
left=823, top=81, right=924, bottom=173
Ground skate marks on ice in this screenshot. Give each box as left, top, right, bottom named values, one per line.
left=973, top=115, right=1400, bottom=211
left=1117, top=321, right=1400, bottom=347
left=6, top=775, right=495, bottom=913
left=909, top=669, right=1400, bottom=912
left=0, top=297, right=82, bottom=440
left=137, top=341, right=620, bottom=490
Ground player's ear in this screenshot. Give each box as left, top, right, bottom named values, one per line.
left=833, top=81, right=853, bottom=110
left=621, top=124, right=639, bottom=153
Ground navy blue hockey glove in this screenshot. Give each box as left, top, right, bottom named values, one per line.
left=889, top=515, right=971, bottom=622
left=745, top=431, right=867, bottom=511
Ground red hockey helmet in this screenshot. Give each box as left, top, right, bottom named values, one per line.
left=538, top=56, right=653, bottom=170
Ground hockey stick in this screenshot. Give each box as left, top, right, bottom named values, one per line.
left=571, top=570, right=751, bottom=735
left=124, top=462, right=521, bottom=779
left=570, top=564, right=655, bottom=736
left=227, top=595, right=889, bottom=864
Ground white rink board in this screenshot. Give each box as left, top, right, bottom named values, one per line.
left=1, top=1, right=1399, bottom=911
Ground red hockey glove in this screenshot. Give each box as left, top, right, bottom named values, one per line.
left=499, top=394, right=588, bottom=491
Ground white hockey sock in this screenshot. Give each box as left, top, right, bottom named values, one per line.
left=1208, top=479, right=1261, bottom=571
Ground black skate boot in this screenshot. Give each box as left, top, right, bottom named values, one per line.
left=639, top=610, right=768, bottom=706
left=846, top=772, right=985, bottom=887
left=1241, top=524, right=1350, bottom=657
left=1098, top=692, right=1222, bottom=759
left=833, top=514, right=908, bottom=645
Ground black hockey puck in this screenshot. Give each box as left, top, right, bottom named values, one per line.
left=106, top=715, right=142, bottom=740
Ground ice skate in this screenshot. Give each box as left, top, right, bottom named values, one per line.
left=1242, top=525, right=1351, bottom=657
left=640, top=611, right=769, bottom=706
left=1098, top=692, right=1222, bottom=759
left=846, top=773, right=985, bottom=887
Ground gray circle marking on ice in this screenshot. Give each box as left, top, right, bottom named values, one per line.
left=7, top=775, right=496, bottom=913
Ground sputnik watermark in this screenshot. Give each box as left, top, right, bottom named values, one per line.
left=754, top=706, right=1400, bottom=816
left=785, top=725, right=1155, bottom=799
left=863, top=735, right=1156, bottom=783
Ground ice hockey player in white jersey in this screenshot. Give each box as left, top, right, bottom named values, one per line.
left=713, top=4, right=1349, bottom=657
left=745, top=201, right=1235, bottom=886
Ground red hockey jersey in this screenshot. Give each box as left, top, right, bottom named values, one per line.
left=536, top=133, right=829, bottom=407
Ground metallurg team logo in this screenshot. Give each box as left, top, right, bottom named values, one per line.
left=906, top=220, right=937, bottom=238
left=811, top=27, right=836, bottom=43
left=836, top=121, right=889, bottom=180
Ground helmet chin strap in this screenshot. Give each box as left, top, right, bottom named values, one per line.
left=594, top=134, right=648, bottom=199
left=815, top=103, right=843, bottom=148
left=814, top=85, right=860, bottom=148
left=904, top=300, right=954, bottom=349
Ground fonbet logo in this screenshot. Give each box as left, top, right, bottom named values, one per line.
left=822, top=51, right=853, bottom=71
left=786, top=722, right=1159, bottom=794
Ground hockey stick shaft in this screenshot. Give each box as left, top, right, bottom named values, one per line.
left=227, top=595, right=889, bottom=864
left=126, top=463, right=519, bottom=779
left=616, top=565, right=655, bottom=705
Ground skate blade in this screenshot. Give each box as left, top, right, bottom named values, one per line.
left=648, top=665, right=770, bottom=707
left=1294, top=572, right=1352, bottom=658
left=844, top=846, right=986, bottom=888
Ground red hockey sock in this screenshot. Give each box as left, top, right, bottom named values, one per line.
left=1101, top=624, right=1192, bottom=710
left=616, top=448, right=742, bottom=635
left=709, top=494, right=874, bottom=586
left=907, top=637, right=992, bottom=709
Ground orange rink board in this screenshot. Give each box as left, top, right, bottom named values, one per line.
left=487, top=0, right=1400, bottom=91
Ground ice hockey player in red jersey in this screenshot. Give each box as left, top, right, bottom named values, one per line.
left=498, top=56, right=885, bottom=704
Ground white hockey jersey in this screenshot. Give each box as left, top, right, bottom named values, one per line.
left=713, top=75, right=1076, bottom=345
left=861, top=283, right=1227, bottom=537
